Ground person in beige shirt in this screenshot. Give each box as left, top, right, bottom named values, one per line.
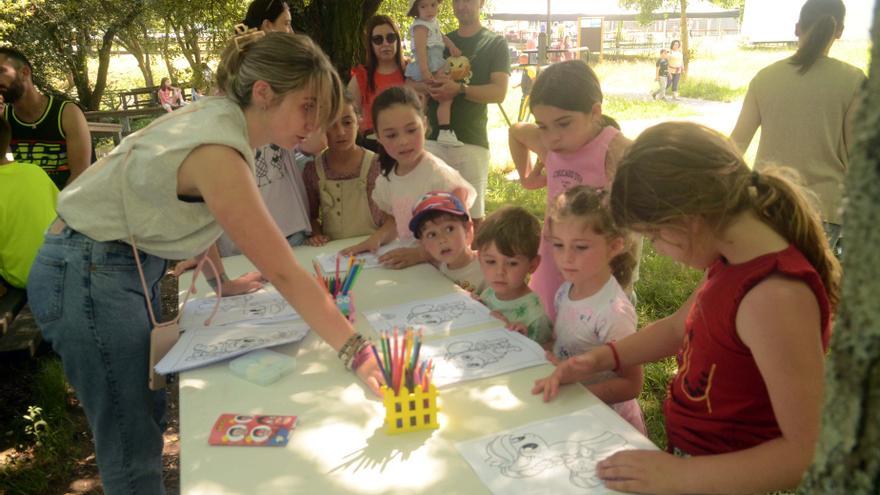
left=731, top=0, right=865, bottom=256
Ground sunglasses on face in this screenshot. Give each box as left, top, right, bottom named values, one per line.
left=371, top=33, right=399, bottom=45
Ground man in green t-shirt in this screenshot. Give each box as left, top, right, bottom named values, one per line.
left=423, top=0, right=510, bottom=229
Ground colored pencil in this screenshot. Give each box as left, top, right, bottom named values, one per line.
left=370, top=344, right=388, bottom=384
left=334, top=255, right=341, bottom=296
left=380, top=331, right=391, bottom=382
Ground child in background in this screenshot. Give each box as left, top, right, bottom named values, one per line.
left=342, top=86, right=475, bottom=269
left=651, top=48, right=669, bottom=100
left=534, top=122, right=839, bottom=493
left=303, top=91, right=382, bottom=245
left=404, top=0, right=464, bottom=147
left=513, top=58, right=535, bottom=122
left=475, top=206, right=552, bottom=346
left=508, top=60, right=633, bottom=320
left=409, top=191, right=484, bottom=293
left=158, top=77, right=185, bottom=112
left=544, top=186, right=644, bottom=434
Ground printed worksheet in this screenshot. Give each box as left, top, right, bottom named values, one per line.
left=155, top=320, right=310, bottom=374
left=179, top=288, right=300, bottom=330
left=313, top=239, right=418, bottom=274
left=364, top=292, right=495, bottom=335
left=457, top=406, right=658, bottom=495
left=419, top=327, right=548, bottom=387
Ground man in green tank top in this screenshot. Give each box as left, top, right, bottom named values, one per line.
left=0, top=47, right=91, bottom=190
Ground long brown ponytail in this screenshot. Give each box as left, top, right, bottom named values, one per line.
left=790, top=0, right=846, bottom=75
left=610, top=122, right=840, bottom=308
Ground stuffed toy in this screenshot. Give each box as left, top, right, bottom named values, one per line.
left=446, top=55, right=472, bottom=84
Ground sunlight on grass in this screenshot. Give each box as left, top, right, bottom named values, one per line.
left=604, top=95, right=698, bottom=120
left=679, top=77, right=746, bottom=102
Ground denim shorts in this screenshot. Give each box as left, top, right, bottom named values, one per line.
left=27, top=224, right=168, bottom=494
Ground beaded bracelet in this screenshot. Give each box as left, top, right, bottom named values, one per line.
left=338, top=333, right=366, bottom=369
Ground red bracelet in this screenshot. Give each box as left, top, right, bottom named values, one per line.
left=607, top=341, right=621, bottom=372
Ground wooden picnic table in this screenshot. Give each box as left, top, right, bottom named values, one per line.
left=87, top=121, right=124, bottom=145
left=84, top=107, right=167, bottom=134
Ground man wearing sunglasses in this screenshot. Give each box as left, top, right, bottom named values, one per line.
left=422, top=0, right=510, bottom=231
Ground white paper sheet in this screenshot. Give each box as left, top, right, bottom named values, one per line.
left=154, top=320, right=310, bottom=374
left=313, top=239, right=417, bottom=274
left=364, top=292, right=495, bottom=335
left=419, top=327, right=548, bottom=387
left=457, top=406, right=658, bottom=495
left=179, top=288, right=300, bottom=330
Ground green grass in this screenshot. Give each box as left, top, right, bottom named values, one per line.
left=604, top=95, right=698, bottom=120
left=484, top=168, right=546, bottom=218
left=678, top=76, right=747, bottom=102
left=0, top=359, right=81, bottom=495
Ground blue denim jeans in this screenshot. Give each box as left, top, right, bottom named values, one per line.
left=27, top=225, right=168, bottom=495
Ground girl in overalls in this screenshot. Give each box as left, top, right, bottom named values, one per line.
left=304, top=91, right=383, bottom=244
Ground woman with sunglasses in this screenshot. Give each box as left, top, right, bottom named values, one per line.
left=348, top=15, right=407, bottom=152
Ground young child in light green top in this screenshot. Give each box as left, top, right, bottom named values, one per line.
left=476, top=206, right=552, bottom=345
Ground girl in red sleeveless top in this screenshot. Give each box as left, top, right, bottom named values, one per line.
left=532, top=122, right=840, bottom=494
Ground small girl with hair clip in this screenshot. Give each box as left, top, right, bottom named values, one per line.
left=508, top=60, right=633, bottom=320
left=303, top=91, right=382, bottom=245
left=533, top=122, right=840, bottom=494
left=341, top=86, right=475, bottom=269
left=545, top=185, right=645, bottom=434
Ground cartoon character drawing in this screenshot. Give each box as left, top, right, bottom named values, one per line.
left=187, top=330, right=292, bottom=361
left=484, top=431, right=629, bottom=488
left=444, top=338, right=521, bottom=369
left=407, top=301, right=474, bottom=326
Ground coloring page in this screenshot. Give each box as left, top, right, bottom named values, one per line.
left=155, top=320, right=310, bottom=374
left=419, top=327, right=548, bottom=387
left=313, top=239, right=418, bottom=275
left=179, top=288, right=301, bottom=330
left=364, top=292, right=495, bottom=336
left=457, top=406, right=658, bottom=495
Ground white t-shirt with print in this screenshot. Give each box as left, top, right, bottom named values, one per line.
left=371, top=151, right=476, bottom=241
left=217, top=144, right=310, bottom=256
left=552, top=276, right=645, bottom=434
left=439, top=257, right=485, bottom=294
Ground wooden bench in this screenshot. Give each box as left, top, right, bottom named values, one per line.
left=84, top=107, right=167, bottom=134
left=120, top=85, right=194, bottom=111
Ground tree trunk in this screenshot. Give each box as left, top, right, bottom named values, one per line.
left=798, top=3, right=880, bottom=493
left=680, top=0, right=689, bottom=77
left=160, top=24, right=180, bottom=84
left=118, top=32, right=155, bottom=87
left=290, top=0, right=382, bottom=82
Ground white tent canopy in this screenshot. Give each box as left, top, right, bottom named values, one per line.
left=741, top=0, right=873, bottom=42
left=486, top=0, right=739, bottom=21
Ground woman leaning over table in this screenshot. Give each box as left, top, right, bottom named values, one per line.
left=26, top=32, right=383, bottom=494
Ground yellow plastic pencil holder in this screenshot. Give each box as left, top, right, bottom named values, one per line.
left=381, top=384, right=439, bottom=434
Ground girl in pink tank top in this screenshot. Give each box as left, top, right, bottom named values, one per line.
left=509, top=61, right=630, bottom=320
